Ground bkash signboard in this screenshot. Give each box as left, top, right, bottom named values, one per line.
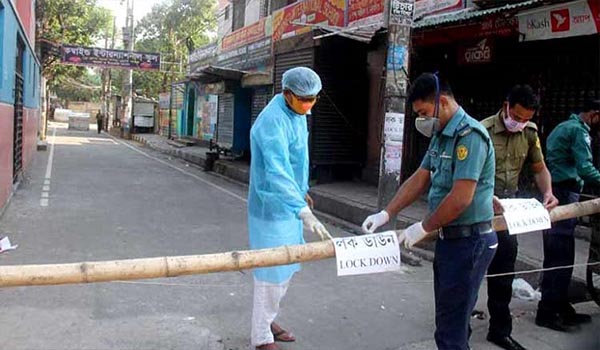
left=518, top=0, right=600, bottom=42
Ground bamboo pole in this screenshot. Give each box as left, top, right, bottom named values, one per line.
left=0, top=198, right=598, bottom=288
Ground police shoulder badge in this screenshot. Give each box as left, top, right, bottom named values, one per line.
left=457, top=145, right=468, bottom=161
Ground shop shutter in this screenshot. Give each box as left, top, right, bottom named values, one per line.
left=217, top=94, right=235, bottom=147
left=251, top=86, right=272, bottom=125
left=274, top=48, right=314, bottom=93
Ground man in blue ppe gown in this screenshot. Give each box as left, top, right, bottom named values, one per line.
left=248, top=67, right=331, bottom=350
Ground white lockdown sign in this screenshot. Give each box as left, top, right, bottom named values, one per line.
left=499, top=198, right=551, bottom=235
left=333, top=232, right=401, bottom=276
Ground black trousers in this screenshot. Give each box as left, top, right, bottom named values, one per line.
left=97, top=119, right=103, bottom=134
left=487, top=230, right=518, bottom=337
left=538, top=184, right=579, bottom=317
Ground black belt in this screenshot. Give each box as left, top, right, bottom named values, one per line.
left=553, top=179, right=581, bottom=193
left=439, top=221, right=493, bottom=240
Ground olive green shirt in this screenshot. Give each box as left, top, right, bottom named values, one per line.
left=481, top=111, right=544, bottom=197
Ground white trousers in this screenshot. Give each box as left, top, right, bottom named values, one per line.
left=251, top=277, right=291, bottom=346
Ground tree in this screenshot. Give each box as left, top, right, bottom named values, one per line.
left=36, top=0, right=112, bottom=100
left=53, top=69, right=103, bottom=104
left=134, top=0, right=216, bottom=98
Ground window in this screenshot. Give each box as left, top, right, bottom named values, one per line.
left=232, top=0, right=245, bottom=31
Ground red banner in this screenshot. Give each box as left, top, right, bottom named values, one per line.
left=221, top=16, right=272, bottom=51
left=413, top=15, right=519, bottom=47
left=272, top=0, right=346, bottom=41
left=348, top=0, right=384, bottom=27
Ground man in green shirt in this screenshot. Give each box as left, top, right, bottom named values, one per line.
left=481, top=85, right=558, bottom=350
left=536, top=99, right=600, bottom=332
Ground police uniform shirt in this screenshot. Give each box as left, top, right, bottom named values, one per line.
left=481, top=111, right=543, bottom=197
left=546, top=114, right=600, bottom=188
left=420, top=107, right=495, bottom=226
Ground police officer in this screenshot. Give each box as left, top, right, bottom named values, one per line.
left=362, top=73, right=498, bottom=350
left=481, top=85, right=558, bottom=350
left=536, top=99, right=600, bottom=332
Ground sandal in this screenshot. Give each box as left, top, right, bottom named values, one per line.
left=256, top=343, right=281, bottom=350
left=271, top=322, right=296, bottom=342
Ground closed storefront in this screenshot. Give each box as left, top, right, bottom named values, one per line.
left=273, top=31, right=369, bottom=183
left=405, top=0, right=600, bottom=181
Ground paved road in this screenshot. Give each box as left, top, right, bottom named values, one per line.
left=0, top=123, right=597, bottom=350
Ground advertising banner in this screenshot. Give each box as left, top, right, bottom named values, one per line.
left=518, top=0, right=600, bottom=41
left=272, top=0, right=346, bottom=41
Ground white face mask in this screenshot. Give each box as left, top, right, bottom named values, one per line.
left=503, top=105, right=527, bottom=132
left=415, top=117, right=441, bottom=138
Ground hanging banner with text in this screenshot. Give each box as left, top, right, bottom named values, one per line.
left=518, top=0, right=600, bottom=42
left=333, top=232, right=401, bottom=276
left=62, top=45, right=161, bottom=71
left=499, top=198, right=551, bottom=235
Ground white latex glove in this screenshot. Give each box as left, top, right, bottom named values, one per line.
left=401, top=222, right=429, bottom=248
left=361, top=210, right=390, bottom=234
left=299, top=207, right=332, bottom=241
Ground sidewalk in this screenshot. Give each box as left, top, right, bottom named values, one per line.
left=130, top=132, right=592, bottom=294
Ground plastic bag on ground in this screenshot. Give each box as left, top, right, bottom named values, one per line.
left=512, top=278, right=541, bottom=301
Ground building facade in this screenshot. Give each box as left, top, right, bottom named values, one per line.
left=0, top=0, right=41, bottom=212
left=184, top=0, right=598, bottom=189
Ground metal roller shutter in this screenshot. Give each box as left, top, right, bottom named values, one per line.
left=217, top=94, right=235, bottom=147
left=274, top=48, right=314, bottom=93
left=251, top=87, right=272, bottom=125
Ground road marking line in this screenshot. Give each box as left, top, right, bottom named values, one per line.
left=45, top=126, right=56, bottom=180
left=108, top=134, right=247, bottom=203
left=41, top=126, right=56, bottom=207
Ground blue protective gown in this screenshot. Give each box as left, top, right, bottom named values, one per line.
left=248, top=94, right=309, bottom=283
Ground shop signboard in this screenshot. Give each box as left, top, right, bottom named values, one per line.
left=414, top=0, right=464, bottom=19
left=272, top=0, right=346, bottom=41
left=518, top=0, right=600, bottom=41
left=189, top=43, right=218, bottom=74
left=457, top=38, right=494, bottom=65
left=221, top=16, right=272, bottom=51
left=218, top=16, right=273, bottom=71
left=347, top=0, right=385, bottom=27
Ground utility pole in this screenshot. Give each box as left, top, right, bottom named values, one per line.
left=376, top=0, right=415, bottom=230
left=121, top=0, right=134, bottom=138
left=107, top=16, right=116, bottom=130
left=100, top=19, right=110, bottom=132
